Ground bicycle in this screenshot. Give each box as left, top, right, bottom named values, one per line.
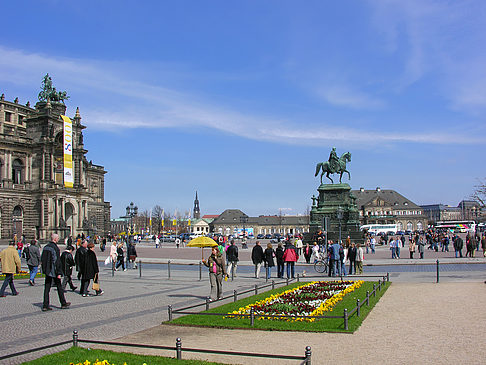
left=313, top=252, right=328, bottom=274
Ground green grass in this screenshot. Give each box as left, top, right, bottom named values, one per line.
left=169, top=280, right=390, bottom=333
left=0, top=272, right=44, bottom=280
left=20, top=346, right=227, bottom=365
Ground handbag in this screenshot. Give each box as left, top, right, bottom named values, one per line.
left=92, top=273, right=100, bottom=291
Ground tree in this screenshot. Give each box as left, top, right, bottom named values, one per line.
left=471, top=178, right=486, bottom=207
left=152, top=205, right=164, bottom=234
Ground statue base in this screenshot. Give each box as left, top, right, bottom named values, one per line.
left=307, top=183, right=364, bottom=245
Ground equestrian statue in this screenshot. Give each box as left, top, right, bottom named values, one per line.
left=315, top=148, right=352, bottom=184
left=38, top=73, right=70, bottom=104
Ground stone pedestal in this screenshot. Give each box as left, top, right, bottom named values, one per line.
left=308, top=183, right=363, bottom=244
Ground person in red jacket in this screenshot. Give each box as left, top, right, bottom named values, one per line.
left=283, top=241, right=298, bottom=279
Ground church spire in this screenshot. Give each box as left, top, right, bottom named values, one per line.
left=193, top=191, right=200, bottom=219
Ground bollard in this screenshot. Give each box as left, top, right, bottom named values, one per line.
left=366, top=291, right=370, bottom=306
left=250, top=307, right=255, bottom=327
left=266, top=273, right=268, bottom=283
left=176, top=338, right=182, bottom=360
left=168, top=305, right=173, bottom=321
left=343, top=309, right=348, bottom=330
left=356, top=299, right=360, bottom=317
left=373, top=284, right=376, bottom=297
left=387, top=272, right=390, bottom=282
left=305, top=346, right=312, bottom=365
left=139, top=261, right=142, bottom=278
left=297, top=273, right=300, bottom=282
left=254, top=284, right=258, bottom=295
left=233, top=290, right=237, bottom=302
left=72, top=330, right=78, bottom=347
left=199, top=261, right=202, bottom=281
left=436, top=259, right=440, bottom=283
left=286, top=278, right=289, bottom=286
left=272, top=280, right=275, bottom=290
left=206, top=297, right=210, bottom=311
left=168, top=260, right=171, bottom=279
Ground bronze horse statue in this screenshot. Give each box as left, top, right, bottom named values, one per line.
left=315, top=151, right=352, bottom=184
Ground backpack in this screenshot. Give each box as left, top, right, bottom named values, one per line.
left=23, top=246, right=31, bottom=261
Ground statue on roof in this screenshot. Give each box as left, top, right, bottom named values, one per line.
left=38, top=73, right=70, bottom=104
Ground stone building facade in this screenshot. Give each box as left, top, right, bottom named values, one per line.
left=0, top=83, right=110, bottom=241
left=353, top=187, right=426, bottom=231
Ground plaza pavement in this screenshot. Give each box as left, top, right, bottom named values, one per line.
left=0, top=241, right=485, bottom=364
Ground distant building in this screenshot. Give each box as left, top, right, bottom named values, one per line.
left=0, top=79, right=110, bottom=241
left=353, top=187, right=426, bottom=231
left=421, top=204, right=462, bottom=223
left=210, top=209, right=309, bottom=237
left=193, top=191, right=200, bottom=219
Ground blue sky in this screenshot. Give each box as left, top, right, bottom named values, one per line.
left=1, top=1, right=485, bottom=218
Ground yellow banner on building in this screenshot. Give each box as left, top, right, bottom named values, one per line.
left=172, top=219, right=177, bottom=226
left=60, top=115, right=74, bottom=188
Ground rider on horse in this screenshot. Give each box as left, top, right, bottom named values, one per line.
left=328, top=147, right=339, bottom=173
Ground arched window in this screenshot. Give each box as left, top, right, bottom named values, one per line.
left=417, top=222, right=423, bottom=230
left=397, top=222, right=403, bottom=231
left=407, top=222, right=413, bottom=231
left=12, top=159, right=23, bottom=184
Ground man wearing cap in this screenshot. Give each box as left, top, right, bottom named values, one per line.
left=41, top=233, right=70, bottom=311
left=0, top=241, right=21, bottom=297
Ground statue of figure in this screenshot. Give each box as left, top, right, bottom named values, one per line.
left=38, top=73, right=70, bottom=104
left=328, top=147, right=339, bottom=174
left=315, top=149, right=352, bottom=184
left=311, top=195, right=318, bottom=206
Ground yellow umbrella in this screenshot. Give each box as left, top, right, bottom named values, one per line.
left=187, top=236, right=218, bottom=259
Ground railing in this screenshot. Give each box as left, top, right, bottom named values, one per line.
left=169, top=274, right=391, bottom=331
left=0, top=331, right=312, bottom=364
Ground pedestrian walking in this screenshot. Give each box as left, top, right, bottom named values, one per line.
left=283, top=241, right=298, bottom=279
left=276, top=242, right=285, bottom=278
left=0, top=241, right=21, bottom=297
left=202, top=246, right=227, bottom=301
left=128, top=242, right=138, bottom=269
left=295, top=236, right=303, bottom=258
left=481, top=234, right=486, bottom=257
left=251, top=241, right=264, bottom=278
left=409, top=239, right=416, bottom=259
left=348, top=242, right=357, bottom=275
left=303, top=243, right=312, bottom=264
left=356, top=243, right=364, bottom=274
left=264, top=243, right=275, bottom=279
left=60, top=246, right=77, bottom=292
left=25, top=239, right=41, bottom=286
left=226, top=240, right=239, bottom=278
left=82, top=243, right=104, bottom=296
left=115, top=243, right=126, bottom=271
left=40, top=234, right=70, bottom=311
left=75, top=240, right=89, bottom=295
left=417, top=237, right=425, bottom=259
left=109, top=241, right=117, bottom=270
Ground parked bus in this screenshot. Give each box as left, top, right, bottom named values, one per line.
left=360, top=224, right=398, bottom=235
left=434, top=221, right=476, bottom=233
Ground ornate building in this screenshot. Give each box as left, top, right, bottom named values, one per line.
left=0, top=75, right=110, bottom=241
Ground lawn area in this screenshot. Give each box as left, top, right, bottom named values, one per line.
left=0, top=272, right=44, bottom=280
left=169, top=280, right=390, bottom=333
left=20, top=346, right=227, bottom=365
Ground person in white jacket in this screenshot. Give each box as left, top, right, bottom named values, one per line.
left=356, top=243, right=364, bottom=275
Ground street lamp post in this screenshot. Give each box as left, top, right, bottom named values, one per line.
left=126, top=202, right=138, bottom=269
left=240, top=216, right=248, bottom=247
left=336, top=206, right=344, bottom=244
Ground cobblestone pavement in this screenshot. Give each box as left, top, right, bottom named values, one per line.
left=0, top=240, right=485, bottom=364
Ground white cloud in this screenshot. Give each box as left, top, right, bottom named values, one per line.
left=0, top=45, right=483, bottom=146
left=315, top=84, right=384, bottom=110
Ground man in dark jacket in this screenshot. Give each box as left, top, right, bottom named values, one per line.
left=41, top=233, right=70, bottom=311
left=348, top=243, right=357, bottom=275
left=60, top=246, right=77, bottom=292
left=275, top=243, right=285, bottom=278
left=453, top=235, right=463, bottom=258
left=251, top=241, right=264, bottom=278
left=75, top=240, right=89, bottom=296
left=226, top=240, right=239, bottom=279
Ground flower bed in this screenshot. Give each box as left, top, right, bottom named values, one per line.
left=0, top=270, right=44, bottom=279
left=227, top=280, right=363, bottom=322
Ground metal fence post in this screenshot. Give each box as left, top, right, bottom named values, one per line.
left=176, top=338, right=182, bottom=360
left=356, top=299, right=360, bottom=317
left=436, top=259, right=439, bottom=283
left=199, top=261, right=202, bottom=281
left=286, top=278, right=289, bottom=286
left=139, top=260, right=142, bottom=278
left=233, top=290, right=237, bottom=302
left=378, top=279, right=381, bottom=290
left=387, top=272, right=390, bottom=282
left=373, top=284, right=376, bottom=297
left=343, top=309, right=348, bottom=330
left=297, top=273, right=300, bottom=282
left=168, top=305, right=173, bottom=321
left=366, top=291, right=370, bottom=306
left=254, top=284, right=258, bottom=295
left=250, top=307, right=255, bottom=327
left=272, top=280, right=275, bottom=290
left=168, top=260, right=171, bottom=279
left=206, top=297, right=211, bottom=311
left=72, top=330, right=78, bottom=347
left=305, top=346, right=312, bottom=365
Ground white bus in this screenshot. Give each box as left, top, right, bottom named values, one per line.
left=360, top=224, right=398, bottom=235
left=434, top=221, right=476, bottom=233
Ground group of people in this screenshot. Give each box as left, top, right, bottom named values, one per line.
left=326, top=241, right=364, bottom=277
left=251, top=240, right=301, bottom=279
left=0, top=233, right=104, bottom=311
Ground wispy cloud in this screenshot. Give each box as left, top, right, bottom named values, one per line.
left=315, top=84, right=384, bottom=110
left=0, top=45, right=483, bottom=146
